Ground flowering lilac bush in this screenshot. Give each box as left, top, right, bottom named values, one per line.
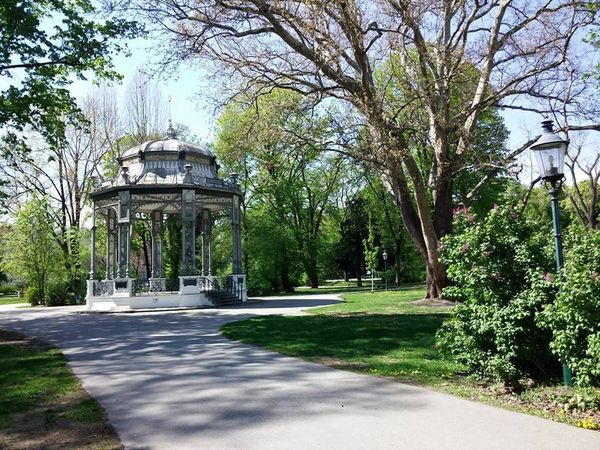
left=537, top=226, right=600, bottom=386
left=436, top=205, right=557, bottom=384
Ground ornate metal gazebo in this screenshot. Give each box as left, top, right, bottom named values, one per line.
left=86, top=126, right=246, bottom=311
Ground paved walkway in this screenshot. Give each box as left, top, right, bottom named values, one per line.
left=1, top=297, right=598, bottom=450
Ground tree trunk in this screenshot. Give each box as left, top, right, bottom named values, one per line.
left=307, top=266, right=319, bottom=289
left=280, top=255, right=292, bottom=292
left=395, top=240, right=402, bottom=286
left=425, top=261, right=447, bottom=299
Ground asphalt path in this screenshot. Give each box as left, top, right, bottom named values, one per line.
left=1, top=297, right=598, bottom=450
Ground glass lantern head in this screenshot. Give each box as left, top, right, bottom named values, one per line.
left=530, top=120, right=568, bottom=181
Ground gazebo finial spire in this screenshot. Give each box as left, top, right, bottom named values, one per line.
left=166, top=95, right=176, bottom=139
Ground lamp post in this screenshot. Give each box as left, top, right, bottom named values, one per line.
left=383, top=250, right=388, bottom=291
left=530, top=119, right=572, bottom=387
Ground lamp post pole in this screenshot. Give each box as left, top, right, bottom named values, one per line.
left=530, top=119, right=572, bottom=387
left=548, top=180, right=572, bottom=386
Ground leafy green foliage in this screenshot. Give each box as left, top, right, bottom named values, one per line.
left=437, top=205, right=558, bottom=384
left=214, top=89, right=348, bottom=289
left=0, top=0, right=140, bottom=156
left=538, top=227, right=600, bottom=386
left=1, top=197, right=64, bottom=305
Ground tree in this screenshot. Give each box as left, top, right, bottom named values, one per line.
left=0, top=0, right=139, bottom=157
left=337, top=195, right=369, bottom=286
left=214, top=90, right=348, bottom=288
left=362, top=175, right=425, bottom=284
left=124, top=70, right=167, bottom=143
left=1, top=196, right=63, bottom=305
left=129, top=0, right=596, bottom=298
left=564, top=140, right=600, bottom=229
left=0, top=90, right=120, bottom=290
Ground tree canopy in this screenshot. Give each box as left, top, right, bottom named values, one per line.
left=0, top=0, right=140, bottom=156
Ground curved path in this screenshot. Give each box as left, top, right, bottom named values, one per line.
left=1, top=297, right=598, bottom=450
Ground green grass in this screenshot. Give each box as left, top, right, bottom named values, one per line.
left=0, top=341, right=78, bottom=428
left=0, top=331, right=122, bottom=448
left=0, top=296, right=26, bottom=305
left=307, top=285, right=443, bottom=315
left=222, top=284, right=462, bottom=384
left=62, top=398, right=105, bottom=423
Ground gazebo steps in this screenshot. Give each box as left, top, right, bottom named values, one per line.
left=206, top=290, right=243, bottom=307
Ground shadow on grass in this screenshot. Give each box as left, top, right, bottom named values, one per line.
left=221, top=313, right=458, bottom=383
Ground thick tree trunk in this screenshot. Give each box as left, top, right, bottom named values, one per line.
left=425, top=261, right=447, bottom=299
left=306, top=260, right=319, bottom=289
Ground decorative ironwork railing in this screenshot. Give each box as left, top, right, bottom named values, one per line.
left=225, top=276, right=245, bottom=301
left=133, top=278, right=168, bottom=295
left=93, top=280, right=114, bottom=297
left=133, top=280, right=150, bottom=294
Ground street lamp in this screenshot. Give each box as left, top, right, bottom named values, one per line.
left=382, top=250, right=388, bottom=291
left=530, top=119, right=572, bottom=387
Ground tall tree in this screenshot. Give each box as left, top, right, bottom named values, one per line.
left=129, top=0, right=596, bottom=297
left=215, top=90, right=348, bottom=288
left=124, top=70, right=167, bottom=143
left=0, top=0, right=139, bottom=157
left=1, top=196, right=62, bottom=305
left=0, top=90, right=120, bottom=289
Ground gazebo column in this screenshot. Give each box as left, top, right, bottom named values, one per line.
left=150, top=211, right=165, bottom=292
left=179, top=189, right=198, bottom=294
left=181, top=190, right=196, bottom=275
left=231, top=194, right=243, bottom=274
left=106, top=208, right=117, bottom=280
left=201, top=209, right=212, bottom=277
left=89, top=207, right=97, bottom=280
left=229, top=193, right=247, bottom=301
left=116, top=190, right=133, bottom=296
left=87, top=207, right=98, bottom=304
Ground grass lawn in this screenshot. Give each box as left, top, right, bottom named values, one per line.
left=222, top=285, right=600, bottom=430
left=0, top=329, right=121, bottom=449
left=0, top=296, right=26, bottom=305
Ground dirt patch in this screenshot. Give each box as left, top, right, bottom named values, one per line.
left=0, top=330, right=122, bottom=450
left=410, top=298, right=455, bottom=307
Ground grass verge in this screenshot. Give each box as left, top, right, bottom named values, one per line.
left=0, top=329, right=122, bottom=449
left=0, top=296, right=26, bottom=305
left=222, top=286, right=600, bottom=430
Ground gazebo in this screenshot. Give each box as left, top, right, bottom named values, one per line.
left=85, top=125, right=246, bottom=311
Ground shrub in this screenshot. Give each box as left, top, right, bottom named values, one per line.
left=436, top=205, right=557, bottom=385
left=24, top=286, right=44, bottom=306
left=537, top=227, right=600, bottom=386
left=0, top=283, right=18, bottom=295
left=45, top=282, right=75, bottom=307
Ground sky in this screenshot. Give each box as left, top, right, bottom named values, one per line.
left=66, top=34, right=597, bottom=186
left=68, top=37, right=216, bottom=142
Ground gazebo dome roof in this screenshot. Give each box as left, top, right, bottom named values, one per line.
left=109, top=124, right=223, bottom=188
left=120, top=137, right=215, bottom=160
